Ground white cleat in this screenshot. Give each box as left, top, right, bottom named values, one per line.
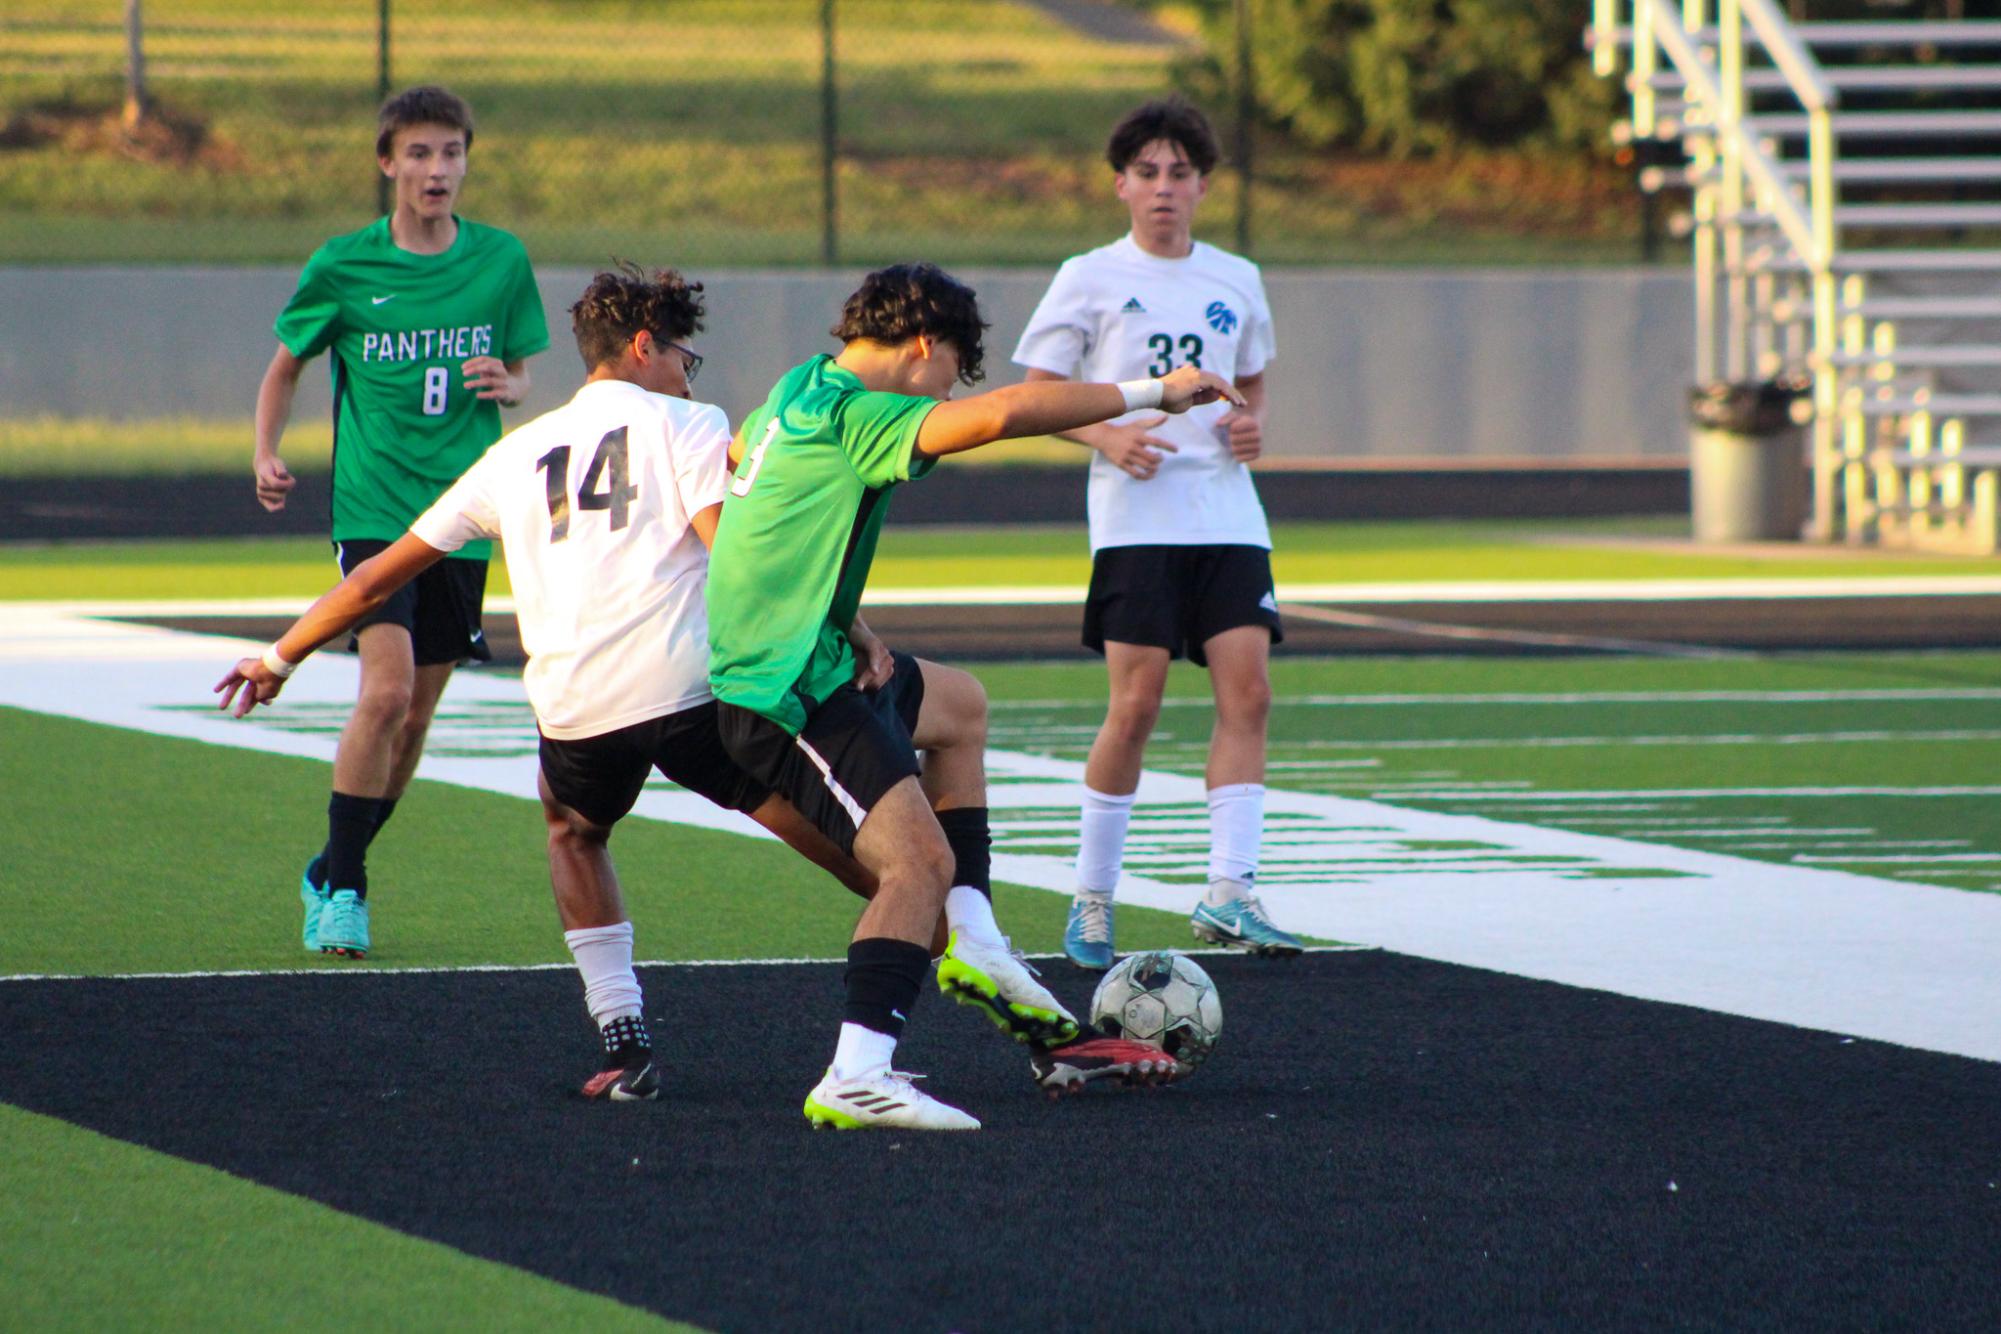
left=802, top=1068, right=980, bottom=1131
left=936, top=932, right=1081, bottom=1047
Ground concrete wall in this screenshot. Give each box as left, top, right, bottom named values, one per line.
left=0, top=265, right=1691, bottom=460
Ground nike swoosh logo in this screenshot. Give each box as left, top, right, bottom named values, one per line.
left=371, top=294, right=396, bottom=306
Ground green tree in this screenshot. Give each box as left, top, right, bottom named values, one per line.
left=1185, top=0, right=1616, bottom=157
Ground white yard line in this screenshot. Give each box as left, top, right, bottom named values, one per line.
left=4, top=602, right=2001, bottom=1064
left=0, top=945, right=1368, bottom=985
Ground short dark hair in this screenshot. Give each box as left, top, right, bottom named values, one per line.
left=569, top=262, right=707, bottom=371
left=375, top=85, right=475, bottom=159
left=1106, top=97, right=1219, bottom=175
left=830, top=262, right=988, bottom=385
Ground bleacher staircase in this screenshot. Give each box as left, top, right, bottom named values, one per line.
left=1589, top=1, right=2001, bottom=552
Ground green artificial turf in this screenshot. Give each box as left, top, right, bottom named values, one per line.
left=975, top=650, right=2001, bottom=897
left=0, top=1104, right=689, bottom=1331
left=0, top=706, right=1217, bottom=977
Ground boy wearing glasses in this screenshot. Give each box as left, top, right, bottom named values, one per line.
left=223, top=266, right=872, bottom=1100
left=251, top=85, right=547, bottom=958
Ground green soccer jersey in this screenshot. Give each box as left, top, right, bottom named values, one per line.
left=707, top=354, right=939, bottom=733
left=274, top=216, right=549, bottom=557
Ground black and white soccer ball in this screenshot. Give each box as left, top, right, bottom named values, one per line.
left=1088, top=949, right=1222, bottom=1070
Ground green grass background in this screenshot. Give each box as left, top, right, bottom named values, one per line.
left=0, top=0, right=1637, bottom=266
left=1, top=520, right=1995, bottom=603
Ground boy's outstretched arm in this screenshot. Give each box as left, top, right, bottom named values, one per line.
left=214, top=532, right=449, bottom=716
left=914, top=363, right=1242, bottom=459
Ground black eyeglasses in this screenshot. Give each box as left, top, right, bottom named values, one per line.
left=664, top=341, right=703, bottom=385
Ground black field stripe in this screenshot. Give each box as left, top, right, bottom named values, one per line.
left=1, top=954, right=1996, bottom=1330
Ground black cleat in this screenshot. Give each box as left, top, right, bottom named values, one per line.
left=582, top=1055, right=660, bottom=1102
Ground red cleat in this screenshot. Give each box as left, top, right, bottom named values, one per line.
left=1030, top=1037, right=1183, bottom=1098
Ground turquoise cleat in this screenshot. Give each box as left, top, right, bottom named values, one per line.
left=300, top=861, right=330, bottom=953
left=1190, top=894, right=1302, bottom=957
left=317, top=889, right=371, bottom=958
left=1062, top=894, right=1116, bottom=971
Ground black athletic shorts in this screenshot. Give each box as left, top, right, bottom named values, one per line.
left=538, top=700, right=770, bottom=830
left=336, top=538, right=492, bottom=667
left=715, top=651, right=927, bottom=856
left=1083, top=543, right=1284, bottom=667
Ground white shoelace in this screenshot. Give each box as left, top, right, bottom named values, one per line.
left=1072, top=895, right=1113, bottom=943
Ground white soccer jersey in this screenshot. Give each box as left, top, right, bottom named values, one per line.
left=1013, top=234, right=1277, bottom=553
left=410, top=379, right=732, bottom=740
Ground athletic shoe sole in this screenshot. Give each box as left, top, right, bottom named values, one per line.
left=1190, top=918, right=1303, bottom=958
left=935, top=958, right=1079, bottom=1048
left=1032, top=1038, right=1184, bottom=1099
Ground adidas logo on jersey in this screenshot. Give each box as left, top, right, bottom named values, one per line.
left=1121, top=297, right=1147, bottom=313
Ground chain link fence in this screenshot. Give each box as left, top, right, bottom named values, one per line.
left=1, top=1, right=1635, bottom=267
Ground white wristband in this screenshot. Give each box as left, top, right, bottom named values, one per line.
left=1117, top=378, right=1164, bottom=412
left=260, top=644, right=298, bottom=679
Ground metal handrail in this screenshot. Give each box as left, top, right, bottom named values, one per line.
left=1739, top=0, right=1836, bottom=112
left=1589, top=20, right=2001, bottom=49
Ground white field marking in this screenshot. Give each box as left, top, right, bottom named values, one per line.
left=991, top=687, right=2001, bottom=710
left=1279, top=602, right=1735, bottom=659
left=6, top=604, right=2001, bottom=1064
left=1619, top=827, right=1876, bottom=839
left=1793, top=853, right=2001, bottom=865
left=1400, top=786, right=2001, bottom=800
left=1169, top=730, right=2001, bottom=752
left=30, top=574, right=2001, bottom=622
left=0, top=945, right=1372, bottom=985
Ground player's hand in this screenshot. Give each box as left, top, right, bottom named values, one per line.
left=463, top=356, right=523, bottom=406
left=254, top=452, right=295, bottom=512
left=1218, top=408, right=1263, bottom=463
left=1157, top=366, right=1246, bottom=415
left=214, top=659, right=288, bottom=717
left=1096, top=415, right=1177, bottom=481
left=850, top=619, right=895, bottom=691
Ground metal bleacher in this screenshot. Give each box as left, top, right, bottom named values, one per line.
left=1589, top=1, right=2001, bottom=553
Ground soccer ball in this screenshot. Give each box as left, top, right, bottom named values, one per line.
left=1088, top=949, right=1222, bottom=1070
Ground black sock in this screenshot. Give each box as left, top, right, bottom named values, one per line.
left=842, top=937, right=930, bottom=1039
left=309, top=798, right=395, bottom=893
left=324, top=792, right=385, bottom=899
left=935, top=806, right=992, bottom=899
left=600, top=1014, right=651, bottom=1066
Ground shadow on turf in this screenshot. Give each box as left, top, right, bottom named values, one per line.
left=2, top=953, right=1998, bottom=1331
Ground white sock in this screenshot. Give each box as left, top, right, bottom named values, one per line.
left=1207, top=783, right=1265, bottom=886
left=564, top=922, right=643, bottom=1027
left=831, top=1021, right=897, bottom=1081
left=945, top=884, right=1004, bottom=947
left=1204, top=875, right=1252, bottom=909
left=1076, top=786, right=1137, bottom=898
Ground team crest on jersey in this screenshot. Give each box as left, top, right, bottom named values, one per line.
left=1205, top=301, right=1239, bottom=334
